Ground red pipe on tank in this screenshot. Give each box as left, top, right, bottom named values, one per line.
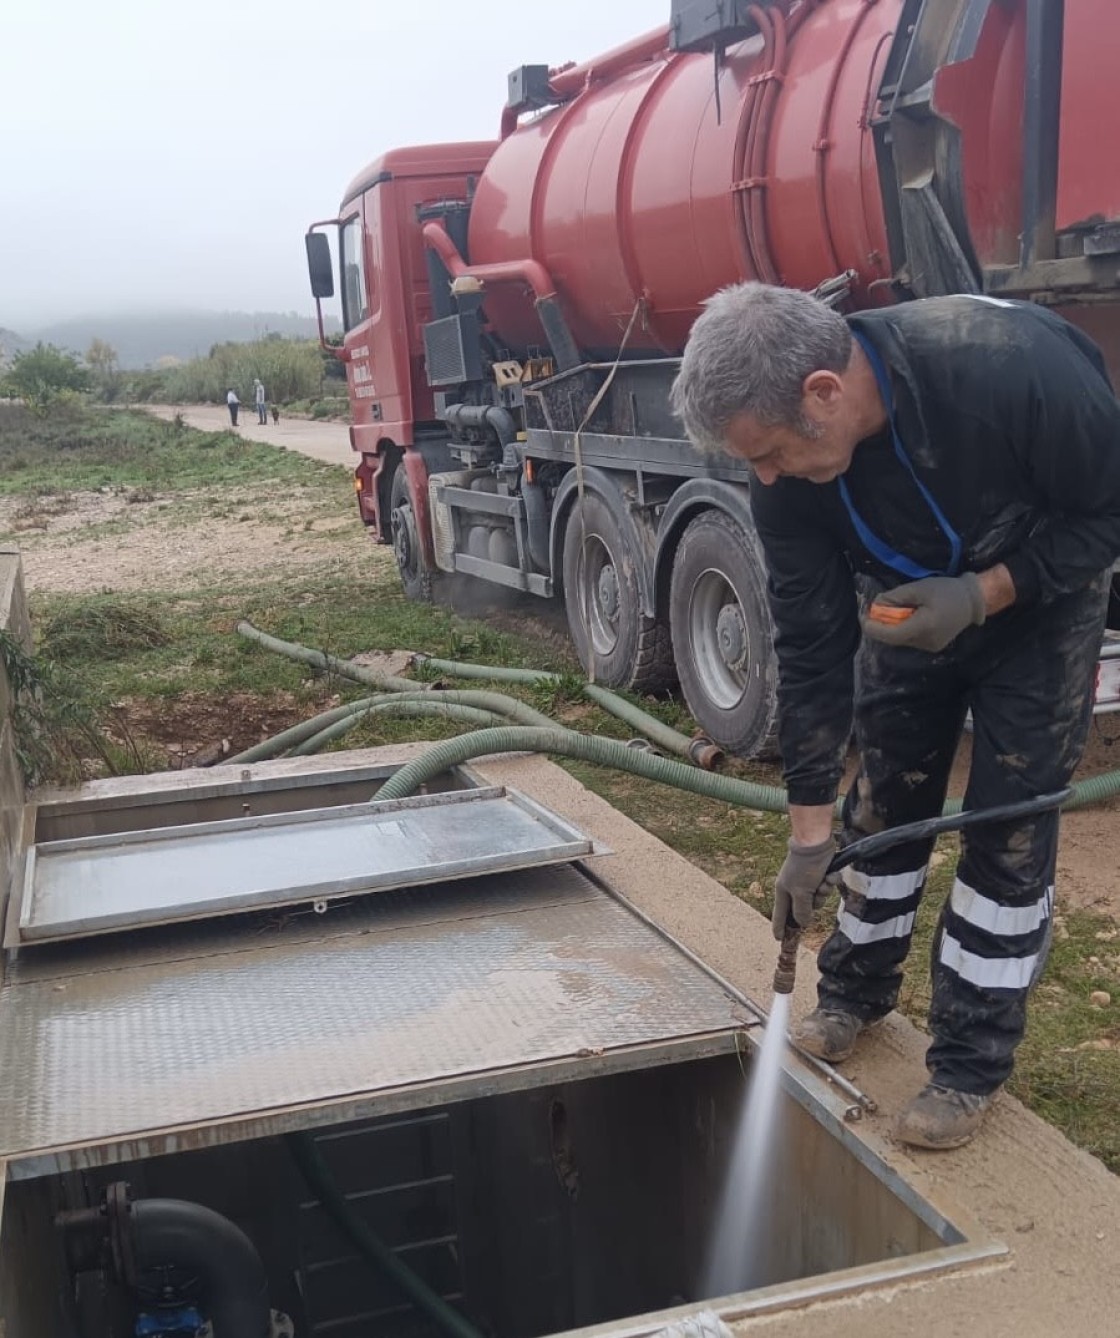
left=421, top=220, right=559, bottom=300
left=732, top=5, right=789, bottom=285
left=751, top=5, right=787, bottom=283
left=813, top=0, right=879, bottom=273
left=548, top=25, right=670, bottom=98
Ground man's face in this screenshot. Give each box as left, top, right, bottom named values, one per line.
left=723, top=412, right=855, bottom=486
left=720, top=363, right=873, bottom=485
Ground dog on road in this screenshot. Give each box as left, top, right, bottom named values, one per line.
left=270, top=405, right=280, bottom=425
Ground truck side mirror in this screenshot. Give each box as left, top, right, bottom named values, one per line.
left=305, top=233, right=335, bottom=300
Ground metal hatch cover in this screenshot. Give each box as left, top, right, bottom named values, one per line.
left=0, top=864, right=747, bottom=1176
left=16, top=785, right=596, bottom=945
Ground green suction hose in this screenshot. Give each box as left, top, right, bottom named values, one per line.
left=228, top=695, right=397, bottom=764
left=412, top=654, right=708, bottom=763
left=237, top=621, right=418, bottom=692
left=411, top=654, right=554, bottom=687
left=1068, top=766, right=1120, bottom=810
left=235, top=626, right=1120, bottom=814
left=376, top=726, right=790, bottom=811
left=228, top=690, right=558, bottom=766
left=291, top=700, right=504, bottom=756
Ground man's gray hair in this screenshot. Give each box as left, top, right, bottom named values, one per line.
left=669, top=282, right=852, bottom=454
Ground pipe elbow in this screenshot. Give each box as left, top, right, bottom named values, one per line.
left=484, top=406, right=518, bottom=445
left=131, top=1199, right=271, bottom=1338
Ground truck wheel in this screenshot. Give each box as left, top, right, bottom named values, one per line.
left=669, top=509, right=778, bottom=757
left=389, top=464, right=432, bottom=603
left=562, top=493, right=675, bottom=691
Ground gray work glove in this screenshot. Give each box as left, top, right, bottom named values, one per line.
left=862, top=573, right=986, bottom=653
left=772, top=837, right=837, bottom=940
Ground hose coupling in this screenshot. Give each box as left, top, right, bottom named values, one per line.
left=687, top=733, right=726, bottom=771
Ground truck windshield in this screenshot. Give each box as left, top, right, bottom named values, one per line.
left=340, top=214, right=369, bottom=331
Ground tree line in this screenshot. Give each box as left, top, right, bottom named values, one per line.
left=1, top=334, right=346, bottom=414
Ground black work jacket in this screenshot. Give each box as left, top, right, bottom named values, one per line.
left=748, top=295, right=1120, bottom=807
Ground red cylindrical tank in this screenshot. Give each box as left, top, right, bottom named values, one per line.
left=467, top=0, right=1120, bottom=363
left=469, top=0, right=900, bottom=357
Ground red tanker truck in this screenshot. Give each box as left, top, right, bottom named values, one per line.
left=305, top=0, right=1120, bottom=756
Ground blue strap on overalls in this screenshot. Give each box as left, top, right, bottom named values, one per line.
left=838, top=330, right=962, bottom=580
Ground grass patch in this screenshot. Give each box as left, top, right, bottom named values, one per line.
left=40, top=602, right=171, bottom=662
left=0, top=403, right=345, bottom=497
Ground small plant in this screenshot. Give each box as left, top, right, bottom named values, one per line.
left=475, top=627, right=510, bottom=660
left=529, top=670, right=587, bottom=713
left=0, top=629, right=147, bottom=785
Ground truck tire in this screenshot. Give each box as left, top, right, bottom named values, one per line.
left=669, top=509, right=778, bottom=757
left=561, top=492, right=675, bottom=691
left=389, top=464, right=433, bottom=603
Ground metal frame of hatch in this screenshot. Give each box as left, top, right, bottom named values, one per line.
left=13, top=785, right=598, bottom=946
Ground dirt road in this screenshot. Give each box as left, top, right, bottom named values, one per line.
left=145, top=404, right=354, bottom=468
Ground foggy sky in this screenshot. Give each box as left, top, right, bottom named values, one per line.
left=1, top=0, right=661, bottom=329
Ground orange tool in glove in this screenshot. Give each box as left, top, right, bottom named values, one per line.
left=867, top=602, right=916, bottom=626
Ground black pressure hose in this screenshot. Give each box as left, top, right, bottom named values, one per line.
left=129, top=1198, right=271, bottom=1337
left=772, top=788, right=1073, bottom=994
left=828, top=788, right=1074, bottom=872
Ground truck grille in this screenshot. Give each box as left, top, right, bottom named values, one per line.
left=423, top=315, right=483, bottom=386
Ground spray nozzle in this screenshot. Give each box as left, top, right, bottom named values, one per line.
left=772, top=921, right=800, bottom=996
left=769, top=789, right=1074, bottom=1000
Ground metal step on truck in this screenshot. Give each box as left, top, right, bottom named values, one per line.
left=305, top=0, right=1120, bottom=756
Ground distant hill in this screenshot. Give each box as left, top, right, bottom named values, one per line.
left=4, top=310, right=342, bottom=370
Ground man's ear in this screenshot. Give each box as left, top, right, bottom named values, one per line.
left=802, top=369, right=844, bottom=410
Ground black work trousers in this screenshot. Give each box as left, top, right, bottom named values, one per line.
left=817, top=569, right=1110, bottom=1095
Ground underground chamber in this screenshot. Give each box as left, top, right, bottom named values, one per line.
left=0, top=757, right=993, bottom=1335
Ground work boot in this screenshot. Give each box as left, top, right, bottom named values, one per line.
left=793, top=1008, right=874, bottom=1062
left=894, top=1082, right=994, bottom=1151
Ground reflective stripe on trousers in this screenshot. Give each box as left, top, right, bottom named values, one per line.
left=816, top=570, right=1108, bottom=1095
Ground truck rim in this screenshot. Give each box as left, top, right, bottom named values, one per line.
left=689, top=568, right=749, bottom=710
left=577, top=535, right=620, bottom=658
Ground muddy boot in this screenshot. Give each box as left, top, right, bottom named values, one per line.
left=894, top=1083, right=994, bottom=1151
left=793, top=1008, right=874, bottom=1062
